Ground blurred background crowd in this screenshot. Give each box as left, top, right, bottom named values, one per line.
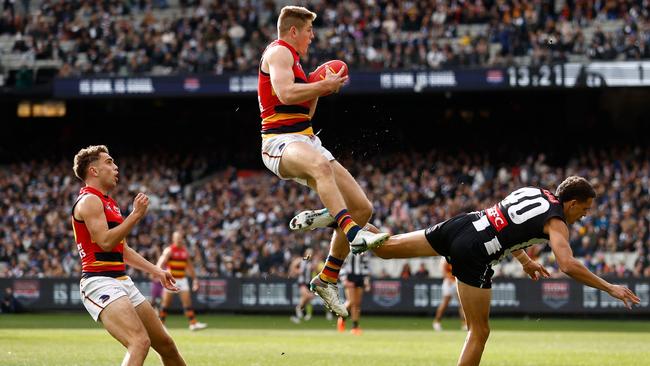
left=1, top=145, right=649, bottom=280
left=1, top=0, right=650, bottom=84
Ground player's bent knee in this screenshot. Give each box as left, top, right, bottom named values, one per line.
left=310, top=159, right=334, bottom=180
left=350, top=201, right=373, bottom=224
left=153, top=335, right=179, bottom=357
left=130, top=335, right=151, bottom=351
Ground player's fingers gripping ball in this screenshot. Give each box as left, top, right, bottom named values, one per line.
left=308, top=60, right=348, bottom=96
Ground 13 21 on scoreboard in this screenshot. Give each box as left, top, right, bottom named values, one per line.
left=507, top=65, right=564, bottom=87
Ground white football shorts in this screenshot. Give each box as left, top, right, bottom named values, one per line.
left=79, top=276, right=146, bottom=322
left=442, top=277, right=458, bottom=297
left=165, top=277, right=190, bottom=293
left=261, top=134, right=335, bottom=186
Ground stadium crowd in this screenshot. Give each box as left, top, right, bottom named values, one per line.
left=1, top=0, right=650, bottom=78
left=1, top=146, right=649, bottom=279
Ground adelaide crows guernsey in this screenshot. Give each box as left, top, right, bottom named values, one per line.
left=258, top=39, right=313, bottom=138
left=167, top=243, right=189, bottom=279
left=71, top=186, right=126, bottom=279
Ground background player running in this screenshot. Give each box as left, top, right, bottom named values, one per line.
left=433, top=258, right=466, bottom=331
left=156, top=230, right=207, bottom=331
left=337, top=252, right=371, bottom=335
left=289, top=247, right=316, bottom=323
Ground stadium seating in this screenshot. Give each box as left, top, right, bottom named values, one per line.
left=1, top=0, right=649, bottom=83
left=1, top=147, right=648, bottom=279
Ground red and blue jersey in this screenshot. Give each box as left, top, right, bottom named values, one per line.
left=258, top=39, right=313, bottom=138
left=71, top=186, right=126, bottom=279
left=166, top=243, right=189, bottom=279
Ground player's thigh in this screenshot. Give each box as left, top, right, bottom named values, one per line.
left=278, top=141, right=330, bottom=179
left=179, top=291, right=193, bottom=308
left=100, top=296, right=148, bottom=348
left=135, top=300, right=177, bottom=351
left=330, top=160, right=371, bottom=211
left=373, top=230, right=440, bottom=258
left=442, top=278, right=456, bottom=297
left=456, top=280, right=491, bottom=329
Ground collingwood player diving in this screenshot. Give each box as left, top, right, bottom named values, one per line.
left=300, top=176, right=641, bottom=366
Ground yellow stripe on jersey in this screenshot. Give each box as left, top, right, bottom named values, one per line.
left=171, top=270, right=186, bottom=278
left=262, top=113, right=310, bottom=123
left=168, top=260, right=187, bottom=268
left=89, top=261, right=125, bottom=267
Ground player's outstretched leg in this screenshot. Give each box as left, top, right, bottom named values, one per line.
left=290, top=208, right=388, bottom=254
left=290, top=208, right=335, bottom=232
left=349, top=229, right=389, bottom=254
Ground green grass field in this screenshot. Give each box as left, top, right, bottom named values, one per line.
left=1, top=314, right=649, bottom=366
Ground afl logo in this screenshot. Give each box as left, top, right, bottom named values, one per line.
left=184, top=78, right=200, bottom=91
left=542, top=282, right=569, bottom=309
left=372, top=281, right=401, bottom=307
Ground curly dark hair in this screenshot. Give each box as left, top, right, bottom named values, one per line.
left=555, top=176, right=596, bottom=203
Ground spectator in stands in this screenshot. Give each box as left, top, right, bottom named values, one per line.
left=4, top=0, right=650, bottom=81
left=400, top=262, right=412, bottom=279
left=0, top=146, right=649, bottom=280
left=414, top=262, right=430, bottom=278
left=1, top=286, right=20, bottom=313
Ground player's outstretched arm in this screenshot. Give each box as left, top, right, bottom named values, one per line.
left=77, top=193, right=149, bottom=252
left=547, top=218, right=640, bottom=309
left=124, top=244, right=179, bottom=292
left=267, top=46, right=346, bottom=104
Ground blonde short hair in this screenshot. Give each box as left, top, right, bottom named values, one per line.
left=277, top=6, right=316, bottom=36
left=73, top=145, right=109, bottom=181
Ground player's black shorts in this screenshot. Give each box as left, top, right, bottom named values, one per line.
left=345, top=274, right=365, bottom=288
left=424, top=213, right=495, bottom=289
